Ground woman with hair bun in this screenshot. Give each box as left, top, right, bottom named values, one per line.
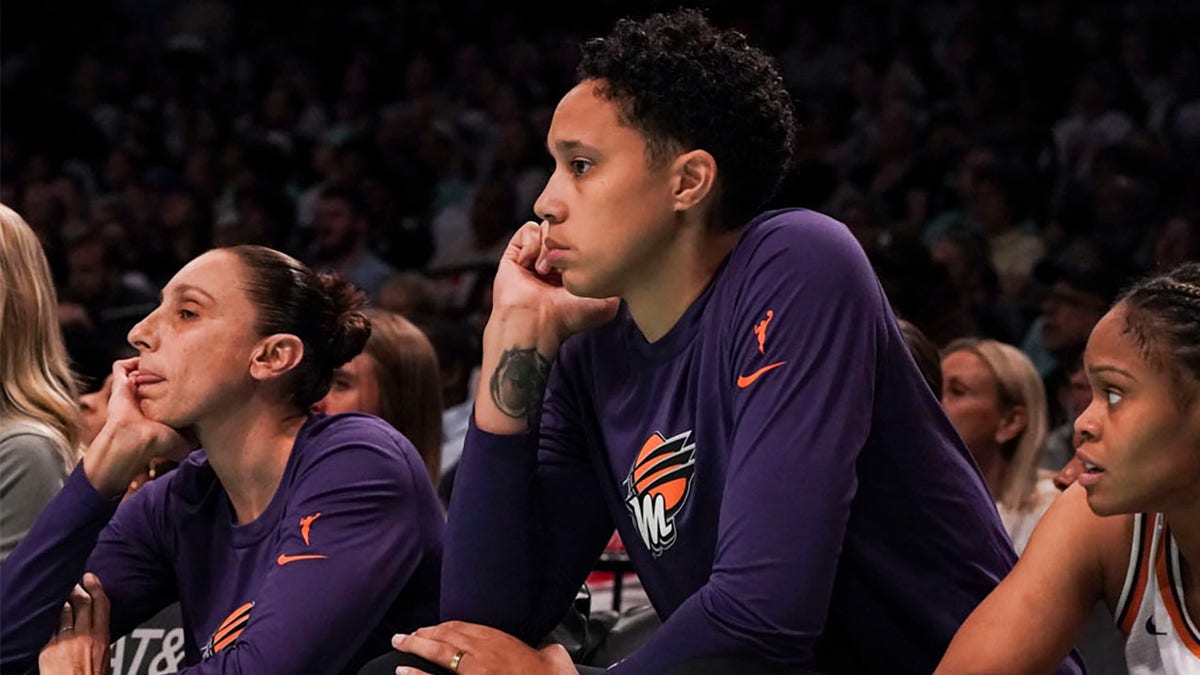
left=1, top=245, right=444, bottom=675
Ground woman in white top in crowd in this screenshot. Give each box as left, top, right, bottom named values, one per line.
left=941, top=337, right=1054, bottom=552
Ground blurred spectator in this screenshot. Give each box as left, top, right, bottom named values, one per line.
left=378, top=271, right=441, bottom=318
left=411, top=314, right=481, bottom=504
left=0, top=204, right=83, bottom=563
left=59, top=232, right=158, bottom=386
left=314, top=310, right=444, bottom=485
left=428, top=175, right=517, bottom=271
left=1021, top=237, right=1132, bottom=427
left=898, top=318, right=943, bottom=399
left=940, top=337, right=1053, bottom=553
left=307, top=183, right=395, bottom=302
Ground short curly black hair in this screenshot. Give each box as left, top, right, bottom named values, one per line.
left=578, top=9, right=795, bottom=230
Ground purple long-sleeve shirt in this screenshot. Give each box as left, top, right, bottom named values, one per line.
left=1, top=413, right=444, bottom=674
left=444, top=209, right=1083, bottom=673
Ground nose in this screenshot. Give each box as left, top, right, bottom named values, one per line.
left=127, top=309, right=157, bottom=352
left=311, top=398, right=327, bottom=415
left=1073, top=399, right=1101, bottom=445
left=533, top=173, right=564, bottom=225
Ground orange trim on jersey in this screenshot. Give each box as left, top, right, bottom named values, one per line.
left=213, top=614, right=249, bottom=648
left=1118, top=515, right=1155, bottom=636
left=215, top=602, right=254, bottom=635
left=213, top=626, right=246, bottom=654
left=1154, top=529, right=1200, bottom=657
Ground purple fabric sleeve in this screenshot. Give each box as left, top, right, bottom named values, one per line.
left=0, top=464, right=123, bottom=668
left=441, top=372, right=614, bottom=643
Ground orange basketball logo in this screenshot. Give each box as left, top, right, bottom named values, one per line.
left=624, top=430, right=696, bottom=556
left=753, top=309, right=775, bottom=354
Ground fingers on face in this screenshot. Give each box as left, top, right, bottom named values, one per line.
left=113, top=357, right=139, bottom=379
left=511, top=221, right=544, bottom=268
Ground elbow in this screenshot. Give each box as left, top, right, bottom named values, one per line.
left=696, top=583, right=819, bottom=664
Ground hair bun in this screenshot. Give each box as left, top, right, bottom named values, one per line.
left=316, top=272, right=371, bottom=367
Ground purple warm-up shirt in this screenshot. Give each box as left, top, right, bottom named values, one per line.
left=443, top=209, right=1083, bottom=674
left=1, top=413, right=444, bottom=674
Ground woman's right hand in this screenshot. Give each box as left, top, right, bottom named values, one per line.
left=493, top=221, right=620, bottom=344
left=82, top=359, right=193, bottom=498
left=473, top=222, right=619, bottom=435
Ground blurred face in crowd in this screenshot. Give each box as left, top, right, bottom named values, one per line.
left=67, top=241, right=113, bottom=302
left=941, top=350, right=1023, bottom=457
left=126, top=250, right=263, bottom=428
left=1040, top=281, right=1108, bottom=353
left=315, top=196, right=363, bottom=258
left=79, top=375, right=114, bottom=446
left=312, top=354, right=381, bottom=417
left=470, top=182, right=515, bottom=246
left=1073, top=304, right=1200, bottom=516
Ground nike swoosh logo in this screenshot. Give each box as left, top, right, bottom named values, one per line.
left=276, top=553, right=329, bottom=566
left=737, top=361, right=787, bottom=388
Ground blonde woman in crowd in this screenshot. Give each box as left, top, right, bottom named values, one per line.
left=0, top=203, right=84, bottom=563
left=941, top=337, right=1055, bottom=552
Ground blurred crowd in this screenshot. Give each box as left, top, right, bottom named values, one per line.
left=3, top=0, right=1199, bottom=432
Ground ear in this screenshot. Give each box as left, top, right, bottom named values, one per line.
left=994, top=404, right=1028, bottom=445
left=249, top=334, right=305, bottom=382
left=670, top=149, right=717, bottom=213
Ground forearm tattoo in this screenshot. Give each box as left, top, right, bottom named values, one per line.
left=490, top=347, right=551, bottom=427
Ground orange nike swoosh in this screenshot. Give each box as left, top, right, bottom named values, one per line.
left=276, top=553, right=328, bottom=566
left=737, top=361, right=787, bottom=388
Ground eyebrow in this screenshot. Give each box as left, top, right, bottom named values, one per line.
left=162, top=284, right=216, bottom=304
left=1087, top=364, right=1137, bottom=381
left=548, top=139, right=601, bottom=156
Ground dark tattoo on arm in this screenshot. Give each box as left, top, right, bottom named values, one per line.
left=489, top=347, right=551, bottom=427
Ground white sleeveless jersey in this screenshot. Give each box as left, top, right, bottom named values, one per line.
left=1115, top=513, right=1200, bottom=674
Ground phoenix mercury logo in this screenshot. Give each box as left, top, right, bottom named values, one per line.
left=624, top=430, right=696, bottom=556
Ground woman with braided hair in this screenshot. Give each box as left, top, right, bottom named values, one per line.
left=938, top=262, right=1200, bottom=675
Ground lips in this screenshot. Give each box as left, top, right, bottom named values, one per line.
left=542, top=238, right=569, bottom=269
left=1075, top=451, right=1106, bottom=487
left=133, top=370, right=166, bottom=387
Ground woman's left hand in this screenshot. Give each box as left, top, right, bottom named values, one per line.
left=39, top=573, right=112, bottom=675
left=392, top=621, right=575, bottom=675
